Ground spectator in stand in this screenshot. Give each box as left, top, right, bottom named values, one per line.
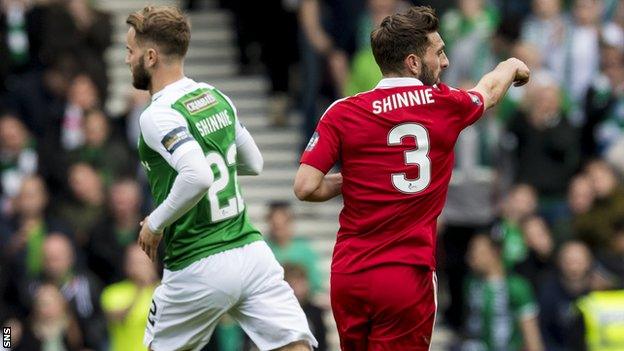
left=574, top=159, right=624, bottom=252
left=0, top=0, right=31, bottom=86
left=265, top=201, right=323, bottom=294
left=443, top=8, right=521, bottom=91
left=496, top=40, right=550, bottom=124
left=283, top=263, right=328, bottom=351
left=0, top=175, right=72, bottom=319
left=515, top=215, right=555, bottom=289
left=228, top=0, right=299, bottom=126
left=572, top=289, right=624, bottom=351
left=506, top=75, right=580, bottom=222
left=594, top=220, right=624, bottom=288
left=462, top=233, right=544, bottom=351
left=553, top=174, right=596, bottom=244
left=87, top=178, right=144, bottom=285
left=261, top=1, right=299, bottom=127
left=298, top=0, right=365, bottom=141
left=10, top=283, right=83, bottom=351
left=440, top=0, right=499, bottom=53
left=69, top=109, right=134, bottom=185
left=494, top=183, right=538, bottom=270
left=101, top=244, right=158, bottom=351
left=344, top=0, right=403, bottom=96
left=56, top=162, right=106, bottom=247
left=520, top=0, right=567, bottom=79
left=40, top=0, right=111, bottom=101
left=0, top=112, right=37, bottom=214
left=0, top=0, right=47, bottom=128
left=226, top=0, right=263, bottom=74
left=3, top=176, right=70, bottom=279
left=59, top=74, right=100, bottom=152
left=538, top=241, right=593, bottom=351
left=37, top=72, right=100, bottom=200
left=38, top=233, right=107, bottom=351
left=583, top=35, right=624, bottom=159
left=29, top=52, right=78, bottom=132
left=563, top=0, right=604, bottom=111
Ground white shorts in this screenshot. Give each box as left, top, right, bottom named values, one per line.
left=143, top=241, right=318, bottom=351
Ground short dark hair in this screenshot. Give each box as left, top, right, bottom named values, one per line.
left=371, top=6, right=439, bottom=75
left=267, top=201, right=293, bottom=222
left=268, top=201, right=291, bottom=213
left=126, top=6, right=191, bottom=58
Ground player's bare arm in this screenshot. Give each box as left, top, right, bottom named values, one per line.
left=471, top=57, right=530, bottom=110
left=294, top=164, right=342, bottom=202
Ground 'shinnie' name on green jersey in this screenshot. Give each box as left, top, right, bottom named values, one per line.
left=138, top=78, right=262, bottom=271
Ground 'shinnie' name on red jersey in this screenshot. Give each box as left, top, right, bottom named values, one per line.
left=300, top=78, right=485, bottom=274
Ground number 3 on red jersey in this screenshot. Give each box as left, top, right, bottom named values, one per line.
left=387, top=123, right=431, bottom=194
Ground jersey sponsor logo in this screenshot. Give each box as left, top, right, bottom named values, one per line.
left=183, top=92, right=218, bottom=114
left=468, top=92, right=482, bottom=106
left=161, top=126, right=193, bottom=154
left=305, top=132, right=319, bottom=151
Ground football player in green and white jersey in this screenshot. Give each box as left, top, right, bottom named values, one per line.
left=125, top=6, right=317, bottom=351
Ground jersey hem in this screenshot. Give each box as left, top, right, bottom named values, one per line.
left=164, top=233, right=263, bottom=271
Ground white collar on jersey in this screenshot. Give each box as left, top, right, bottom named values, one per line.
left=375, top=77, right=424, bottom=89
left=151, top=77, right=193, bottom=102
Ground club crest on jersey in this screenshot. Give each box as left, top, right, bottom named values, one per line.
left=183, top=92, right=218, bottom=114
left=468, top=92, right=482, bottom=106
left=306, top=132, right=319, bottom=151
left=161, top=126, right=193, bottom=154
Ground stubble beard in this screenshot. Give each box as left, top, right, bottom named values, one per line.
left=131, top=56, right=152, bottom=91
left=419, top=62, right=438, bottom=86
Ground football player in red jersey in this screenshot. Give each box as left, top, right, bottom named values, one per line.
left=293, top=5, right=530, bottom=351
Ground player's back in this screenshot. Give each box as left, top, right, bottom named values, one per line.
left=302, top=78, right=484, bottom=273
left=138, top=78, right=261, bottom=271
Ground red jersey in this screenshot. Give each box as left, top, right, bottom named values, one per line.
left=300, top=77, right=485, bottom=273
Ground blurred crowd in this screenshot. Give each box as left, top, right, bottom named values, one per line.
left=1, top=0, right=624, bottom=350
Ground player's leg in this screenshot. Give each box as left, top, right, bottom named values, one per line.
left=330, top=271, right=371, bottom=350
left=229, top=241, right=318, bottom=351
left=366, top=265, right=437, bottom=351
left=144, top=253, right=242, bottom=351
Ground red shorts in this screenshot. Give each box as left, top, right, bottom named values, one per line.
left=330, top=265, right=437, bottom=351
